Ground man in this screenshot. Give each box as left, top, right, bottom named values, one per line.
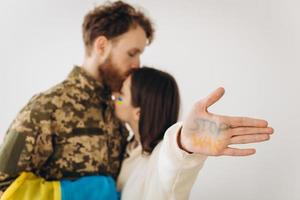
left=0, top=0, right=273, bottom=198
left=0, top=1, right=154, bottom=196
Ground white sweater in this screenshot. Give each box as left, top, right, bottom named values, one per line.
left=117, top=123, right=207, bottom=200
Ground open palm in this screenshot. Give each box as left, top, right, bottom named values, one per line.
left=180, top=87, right=274, bottom=156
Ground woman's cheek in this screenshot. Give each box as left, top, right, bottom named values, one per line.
left=115, top=98, right=126, bottom=119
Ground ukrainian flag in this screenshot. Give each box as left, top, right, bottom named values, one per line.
left=0, top=172, right=119, bottom=200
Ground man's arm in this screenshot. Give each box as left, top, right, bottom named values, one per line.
left=0, top=95, right=54, bottom=195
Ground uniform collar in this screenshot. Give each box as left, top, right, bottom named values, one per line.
left=67, top=66, right=112, bottom=102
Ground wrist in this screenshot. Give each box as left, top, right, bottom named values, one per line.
left=177, top=127, right=193, bottom=154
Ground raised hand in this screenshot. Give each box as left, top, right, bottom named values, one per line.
left=180, top=87, right=274, bottom=156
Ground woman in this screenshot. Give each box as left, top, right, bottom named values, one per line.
left=114, top=67, right=206, bottom=199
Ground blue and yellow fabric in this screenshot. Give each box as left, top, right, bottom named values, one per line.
left=0, top=172, right=119, bottom=200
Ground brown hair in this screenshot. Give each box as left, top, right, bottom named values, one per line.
left=130, top=67, right=180, bottom=154
left=82, top=1, right=154, bottom=55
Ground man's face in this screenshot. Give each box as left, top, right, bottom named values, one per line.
left=100, top=25, right=148, bottom=92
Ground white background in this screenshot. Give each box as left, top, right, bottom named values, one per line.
left=0, top=0, right=299, bottom=199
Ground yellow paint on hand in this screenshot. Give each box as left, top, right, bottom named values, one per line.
left=192, top=134, right=223, bottom=152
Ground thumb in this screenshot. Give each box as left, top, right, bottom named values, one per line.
left=202, top=87, right=225, bottom=111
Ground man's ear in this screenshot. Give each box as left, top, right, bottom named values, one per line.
left=93, top=36, right=112, bottom=60
left=133, top=108, right=140, bottom=121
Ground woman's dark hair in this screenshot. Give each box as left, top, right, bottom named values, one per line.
left=130, top=67, right=180, bottom=154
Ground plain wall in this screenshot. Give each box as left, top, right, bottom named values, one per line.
left=0, top=0, right=299, bottom=199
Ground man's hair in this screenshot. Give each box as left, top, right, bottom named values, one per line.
left=130, top=67, right=180, bottom=154
left=82, top=1, right=154, bottom=55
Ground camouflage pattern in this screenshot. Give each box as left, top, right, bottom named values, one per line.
left=0, top=66, right=128, bottom=194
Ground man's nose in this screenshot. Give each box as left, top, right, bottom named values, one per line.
left=131, top=59, right=140, bottom=69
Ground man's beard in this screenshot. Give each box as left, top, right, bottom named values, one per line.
left=98, top=56, right=128, bottom=92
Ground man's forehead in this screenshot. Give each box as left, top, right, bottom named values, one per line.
left=117, top=42, right=146, bottom=54
left=113, top=27, right=148, bottom=49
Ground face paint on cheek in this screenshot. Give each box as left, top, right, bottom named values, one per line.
left=116, top=97, right=123, bottom=105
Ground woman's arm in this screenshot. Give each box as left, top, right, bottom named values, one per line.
left=140, top=122, right=207, bottom=200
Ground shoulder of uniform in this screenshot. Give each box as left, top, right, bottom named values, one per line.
left=23, top=81, right=70, bottom=113
left=18, top=79, right=90, bottom=124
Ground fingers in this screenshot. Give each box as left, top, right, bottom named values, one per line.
left=221, top=147, right=256, bottom=156
left=202, top=87, right=225, bottom=111
left=228, top=127, right=274, bottom=136
left=221, top=116, right=268, bottom=128
left=229, top=134, right=271, bottom=145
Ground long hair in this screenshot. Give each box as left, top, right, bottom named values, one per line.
left=130, top=67, right=180, bottom=154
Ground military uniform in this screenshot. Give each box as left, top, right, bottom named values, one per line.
left=0, top=66, right=128, bottom=195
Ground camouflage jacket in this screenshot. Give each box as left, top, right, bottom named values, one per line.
left=0, top=66, right=128, bottom=194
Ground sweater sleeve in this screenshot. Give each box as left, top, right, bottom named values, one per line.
left=143, top=122, right=207, bottom=200
left=119, top=123, right=206, bottom=200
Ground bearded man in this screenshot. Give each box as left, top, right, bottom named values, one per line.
left=0, top=1, right=154, bottom=196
